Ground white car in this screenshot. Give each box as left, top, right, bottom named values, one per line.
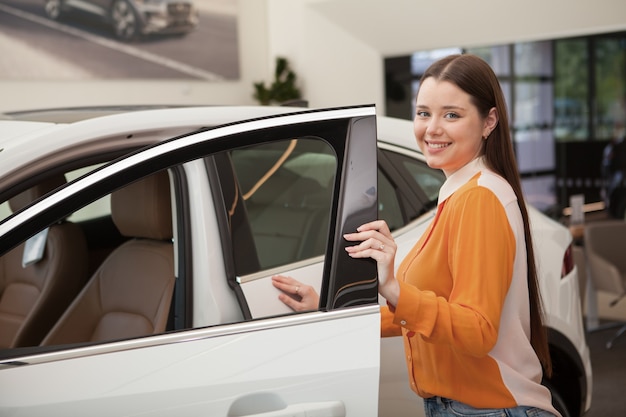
left=0, top=105, right=591, bottom=416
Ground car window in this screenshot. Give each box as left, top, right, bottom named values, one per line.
left=377, top=170, right=405, bottom=231
left=382, top=149, right=445, bottom=206
left=0, top=167, right=177, bottom=353
left=377, top=149, right=445, bottom=230
left=221, top=116, right=378, bottom=321
left=0, top=164, right=110, bottom=224
left=0, top=202, right=9, bottom=222
left=65, top=164, right=110, bottom=222
left=229, top=138, right=336, bottom=272
left=401, top=155, right=445, bottom=202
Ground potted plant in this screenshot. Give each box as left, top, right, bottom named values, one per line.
left=253, top=57, right=305, bottom=106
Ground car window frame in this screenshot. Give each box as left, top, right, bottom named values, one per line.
left=206, top=115, right=379, bottom=318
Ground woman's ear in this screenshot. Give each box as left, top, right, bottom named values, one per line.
left=483, top=107, right=499, bottom=138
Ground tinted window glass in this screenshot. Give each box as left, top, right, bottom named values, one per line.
left=231, top=138, right=336, bottom=271
left=400, top=155, right=445, bottom=202
left=377, top=169, right=404, bottom=230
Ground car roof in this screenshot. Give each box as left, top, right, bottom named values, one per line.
left=0, top=106, right=421, bottom=192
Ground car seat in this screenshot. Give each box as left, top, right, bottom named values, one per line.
left=0, top=175, right=88, bottom=348
left=41, top=171, right=175, bottom=346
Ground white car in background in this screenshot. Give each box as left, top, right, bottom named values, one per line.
left=0, top=105, right=591, bottom=416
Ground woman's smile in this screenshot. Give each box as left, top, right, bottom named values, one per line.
left=425, top=141, right=451, bottom=150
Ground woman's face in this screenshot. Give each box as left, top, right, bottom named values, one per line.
left=413, top=78, right=497, bottom=177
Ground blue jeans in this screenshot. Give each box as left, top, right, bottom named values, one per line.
left=423, top=397, right=557, bottom=417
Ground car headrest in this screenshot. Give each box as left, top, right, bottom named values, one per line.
left=8, top=175, right=67, bottom=213
left=111, top=171, right=172, bottom=241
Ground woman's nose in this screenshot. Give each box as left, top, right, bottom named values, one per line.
left=425, top=119, right=442, bottom=136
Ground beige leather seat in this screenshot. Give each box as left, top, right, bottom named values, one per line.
left=0, top=176, right=88, bottom=348
left=246, top=174, right=331, bottom=269
left=41, top=171, right=175, bottom=346
left=585, top=220, right=626, bottom=348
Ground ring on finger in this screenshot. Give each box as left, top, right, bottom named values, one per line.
left=379, top=244, right=385, bottom=251
left=295, top=286, right=300, bottom=294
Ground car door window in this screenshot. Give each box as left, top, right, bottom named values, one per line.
left=230, top=138, right=336, bottom=271
left=212, top=113, right=378, bottom=320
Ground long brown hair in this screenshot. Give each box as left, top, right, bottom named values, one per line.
left=419, top=54, right=552, bottom=376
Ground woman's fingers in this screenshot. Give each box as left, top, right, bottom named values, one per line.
left=278, top=292, right=303, bottom=311
left=343, top=235, right=396, bottom=258
left=341, top=220, right=397, bottom=292
left=344, top=220, right=393, bottom=244
left=272, top=275, right=301, bottom=294
left=357, top=219, right=390, bottom=234
left=272, top=275, right=319, bottom=312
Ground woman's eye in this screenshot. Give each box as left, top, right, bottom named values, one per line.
left=416, top=110, right=430, bottom=118
left=444, top=112, right=460, bottom=119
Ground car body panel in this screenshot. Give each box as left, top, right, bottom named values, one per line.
left=1, top=308, right=380, bottom=416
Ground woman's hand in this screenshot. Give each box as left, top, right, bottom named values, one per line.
left=344, top=219, right=400, bottom=305
left=272, top=275, right=320, bottom=312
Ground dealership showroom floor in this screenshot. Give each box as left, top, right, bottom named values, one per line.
left=585, top=322, right=626, bottom=415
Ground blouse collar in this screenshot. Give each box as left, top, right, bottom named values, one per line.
left=437, top=156, right=487, bottom=205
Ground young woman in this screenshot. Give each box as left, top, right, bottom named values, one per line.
left=273, top=54, right=559, bottom=417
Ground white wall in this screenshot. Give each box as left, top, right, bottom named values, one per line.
left=266, top=0, right=383, bottom=109
left=308, top=0, right=626, bottom=56
left=1, top=0, right=625, bottom=114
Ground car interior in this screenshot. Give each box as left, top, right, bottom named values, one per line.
left=232, top=139, right=335, bottom=270
left=0, top=169, right=176, bottom=350
left=0, top=175, right=89, bottom=348
left=40, top=170, right=175, bottom=346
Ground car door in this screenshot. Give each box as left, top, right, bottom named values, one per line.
left=0, top=106, right=381, bottom=416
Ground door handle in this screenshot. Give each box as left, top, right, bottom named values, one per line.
left=231, top=400, right=345, bottom=417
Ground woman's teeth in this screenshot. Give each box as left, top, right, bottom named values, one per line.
left=428, top=142, right=449, bottom=149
